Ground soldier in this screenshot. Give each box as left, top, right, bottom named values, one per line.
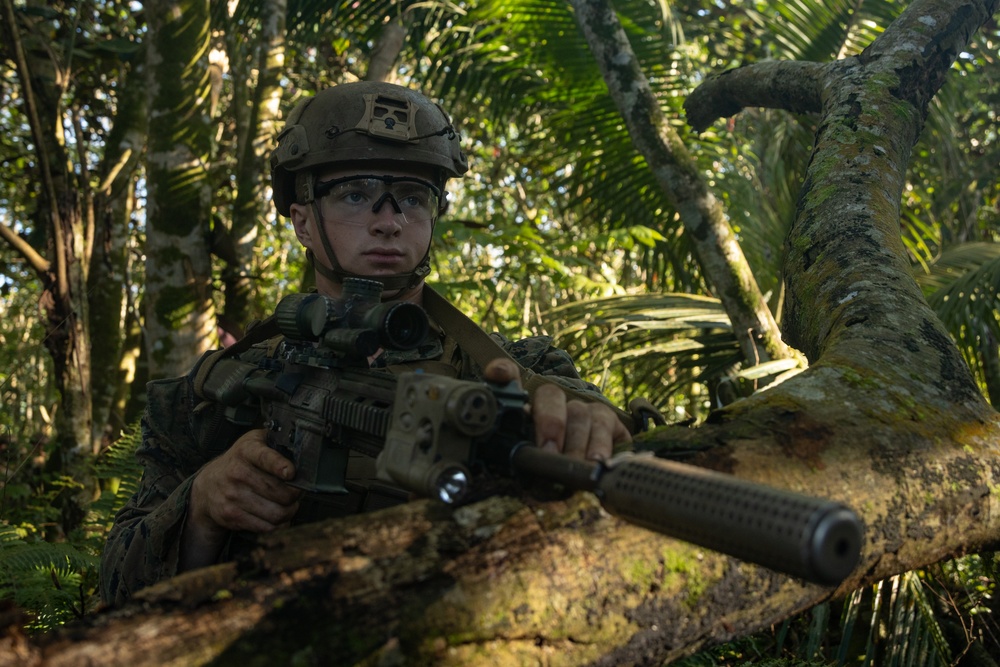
left=100, top=82, right=632, bottom=606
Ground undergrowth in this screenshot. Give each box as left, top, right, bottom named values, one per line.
left=0, top=427, right=142, bottom=632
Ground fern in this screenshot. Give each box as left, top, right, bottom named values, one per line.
left=673, top=558, right=994, bottom=665
left=0, top=424, right=143, bottom=632
left=0, top=541, right=97, bottom=574
left=0, top=534, right=100, bottom=630
left=89, top=426, right=145, bottom=529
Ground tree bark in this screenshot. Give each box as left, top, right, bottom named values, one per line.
left=219, top=0, right=287, bottom=340
left=569, top=0, right=798, bottom=371
left=0, top=0, right=93, bottom=503
left=89, top=48, right=148, bottom=449
left=144, top=0, right=217, bottom=379
left=11, top=0, right=1000, bottom=664
left=367, top=14, right=408, bottom=83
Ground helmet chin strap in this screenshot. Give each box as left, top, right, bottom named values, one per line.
left=308, top=201, right=432, bottom=297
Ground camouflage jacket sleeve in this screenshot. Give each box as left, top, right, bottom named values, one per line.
left=491, top=333, right=610, bottom=403
left=99, top=371, right=212, bottom=607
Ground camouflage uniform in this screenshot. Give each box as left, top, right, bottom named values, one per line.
left=99, top=327, right=605, bottom=606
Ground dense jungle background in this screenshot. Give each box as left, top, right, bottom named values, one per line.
left=2, top=0, right=999, bottom=664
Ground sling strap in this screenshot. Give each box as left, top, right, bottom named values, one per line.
left=421, top=285, right=640, bottom=433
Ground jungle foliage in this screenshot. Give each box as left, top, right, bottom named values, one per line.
left=1, top=0, right=998, bottom=663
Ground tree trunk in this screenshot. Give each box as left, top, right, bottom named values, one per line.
left=569, top=0, right=798, bottom=371
left=144, top=0, right=217, bottom=379
left=89, top=49, right=148, bottom=450
left=10, top=0, right=1000, bottom=664
left=0, top=0, right=93, bottom=507
left=367, top=13, right=408, bottom=83
left=218, top=0, right=287, bottom=340
left=981, top=327, right=1000, bottom=406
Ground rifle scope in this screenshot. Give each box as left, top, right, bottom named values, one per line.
left=274, top=279, right=429, bottom=353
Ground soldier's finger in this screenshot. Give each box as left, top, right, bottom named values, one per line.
left=612, top=413, right=632, bottom=447
left=562, top=401, right=591, bottom=459
left=244, top=496, right=300, bottom=530
left=218, top=486, right=298, bottom=532
left=482, top=358, right=521, bottom=386
left=531, top=383, right=567, bottom=452
left=243, top=436, right=295, bottom=482
left=234, top=458, right=302, bottom=505
left=583, top=406, right=616, bottom=461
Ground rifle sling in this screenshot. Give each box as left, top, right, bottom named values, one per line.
left=421, top=285, right=637, bottom=433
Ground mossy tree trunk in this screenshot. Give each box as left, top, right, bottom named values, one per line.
left=9, top=0, right=1000, bottom=664
left=0, top=0, right=93, bottom=515
left=569, top=0, right=798, bottom=371
left=144, top=0, right=217, bottom=379
left=217, top=0, right=287, bottom=340
left=88, top=48, right=148, bottom=448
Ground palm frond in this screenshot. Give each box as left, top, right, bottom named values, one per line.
left=837, top=572, right=952, bottom=666
left=544, top=292, right=741, bottom=413
left=421, top=0, right=711, bottom=292
left=755, top=0, right=900, bottom=61
left=916, top=243, right=1000, bottom=397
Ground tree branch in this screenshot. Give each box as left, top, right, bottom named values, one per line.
left=683, top=61, right=827, bottom=133
left=0, top=219, right=50, bottom=276
left=569, top=0, right=798, bottom=369
left=0, top=0, right=67, bottom=295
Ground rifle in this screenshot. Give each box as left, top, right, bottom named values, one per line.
left=197, top=278, right=864, bottom=586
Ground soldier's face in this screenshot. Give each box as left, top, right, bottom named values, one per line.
left=290, top=165, right=436, bottom=285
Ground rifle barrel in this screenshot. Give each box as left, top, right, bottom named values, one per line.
left=511, top=447, right=862, bottom=585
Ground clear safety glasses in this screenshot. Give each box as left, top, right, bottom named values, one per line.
left=313, top=174, right=442, bottom=225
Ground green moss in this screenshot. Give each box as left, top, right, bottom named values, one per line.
left=865, top=71, right=901, bottom=94
left=791, top=234, right=813, bottom=251
left=662, top=547, right=711, bottom=608
left=624, top=556, right=657, bottom=590
left=489, top=609, right=510, bottom=630
left=809, top=152, right=843, bottom=182
left=445, top=631, right=479, bottom=645
left=211, top=589, right=233, bottom=602
left=811, top=184, right=839, bottom=208
left=154, top=285, right=203, bottom=328
left=892, top=100, right=914, bottom=120
left=854, top=129, right=885, bottom=147
left=841, top=368, right=880, bottom=390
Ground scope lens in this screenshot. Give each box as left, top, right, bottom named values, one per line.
left=381, top=303, right=430, bottom=350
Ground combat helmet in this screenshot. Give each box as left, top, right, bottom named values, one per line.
left=271, top=81, right=468, bottom=218
left=269, top=82, right=467, bottom=294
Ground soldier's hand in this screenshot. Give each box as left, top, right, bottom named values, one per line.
left=187, top=429, right=302, bottom=541
left=482, top=359, right=631, bottom=462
